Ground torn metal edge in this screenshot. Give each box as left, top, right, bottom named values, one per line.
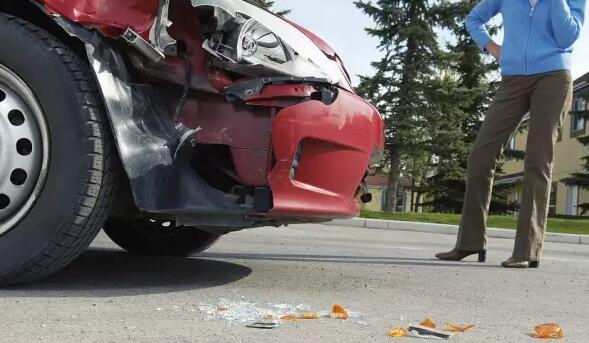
left=149, top=0, right=178, bottom=56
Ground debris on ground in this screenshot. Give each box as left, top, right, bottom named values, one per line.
left=280, top=314, right=297, bottom=321
left=277, top=313, right=320, bottom=321
left=198, top=299, right=308, bottom=324
left=197, top=299, right=363, bottom=327
left=531, top=323, right=564, bottom=339
left=387, top=319, right=477, bottom=339
left=444, top=322, right=475, bottom=333
left=408, top=325, right=453, bottom=340
left=420, top=318, right=437, bottom=328
left=246, top=321, right=282, bottom=330
left=299, top=313, right=321, bottom=320
left=330, top=304, right=350, bottom=320
left=387, top=326, right=409, bottom=337
left=198, top=299, right=560, bottom=340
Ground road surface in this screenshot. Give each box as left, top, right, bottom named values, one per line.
left=1, top=223, right=588, bottom=342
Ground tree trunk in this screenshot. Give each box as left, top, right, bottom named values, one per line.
left=410, top=177, right=416, bottom=212
left=415, top=191, right=422, bottom=213
left=384, top=148, right=401, bottom=213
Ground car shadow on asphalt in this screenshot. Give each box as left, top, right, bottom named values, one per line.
left=0, top=248, right=252, bottom=298
left=199, top=252, right=503, bottom=268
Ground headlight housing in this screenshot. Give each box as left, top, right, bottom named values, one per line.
left=204, top=15, right=327, bottom=80
left=193, top=0, right=352, bottom=91
left=238, top=19, right=284, bottom=62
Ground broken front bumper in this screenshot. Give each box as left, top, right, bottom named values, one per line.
left=85, top=41, right=382, bottom=229
left=44, top=0, right=384, bottom=227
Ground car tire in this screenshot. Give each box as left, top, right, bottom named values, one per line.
left=104, top=218, right=222, bottom=257
left=0, top=15, right=118, bottom=285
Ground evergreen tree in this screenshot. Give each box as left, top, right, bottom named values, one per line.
left=419, top=68, right=472, bottom=213
left=355, top=0, right=439, bottom=212
left=421, top=0, right=491, bottom=213
left=423, top=0, right=518, bottom=213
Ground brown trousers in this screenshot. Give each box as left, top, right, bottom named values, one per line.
left=456, top=70, right=573, bottom=260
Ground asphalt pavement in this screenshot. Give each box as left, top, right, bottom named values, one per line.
left=1, top=223, right=588, bottom=342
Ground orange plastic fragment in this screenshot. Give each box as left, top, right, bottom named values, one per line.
left=387, top=326, right=409, bottom=337
left=420, top=318, right=437, bottom=328
left=444, top=323, right=475, bottom=333
left=280, top=314, right=296, bottom=321
left=330, top=304, right=349, bottom=320
left=532, top=323, right=564, bottom=339
left=299, top=313, right=320, bottom=320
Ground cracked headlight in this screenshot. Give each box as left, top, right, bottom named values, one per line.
left=204, top=15, right=326, bottom=79
left=194, top=0, right=351, bottom=90
left=238, top=19, right=282, bottom=61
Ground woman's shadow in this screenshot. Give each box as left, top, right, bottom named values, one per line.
left=0, top=247, right=252, bottom=298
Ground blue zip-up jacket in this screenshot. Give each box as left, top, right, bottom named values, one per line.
left=467, top=0, right=586, bottom=75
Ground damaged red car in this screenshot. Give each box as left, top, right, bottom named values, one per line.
left=0, top=0, right=384, bottom=285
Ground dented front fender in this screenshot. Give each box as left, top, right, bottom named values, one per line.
left=42, top=0, right=159, bottom=38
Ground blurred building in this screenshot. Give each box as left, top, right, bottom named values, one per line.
left=499, top=71, right=589, bottom=216
left=363, top=175, right=415, bottom=213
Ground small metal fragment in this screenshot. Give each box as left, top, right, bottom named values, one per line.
left=173, top=124, right=202, bottom=159
left=407, top=325, right=453, bottom=340
left=246, top=321, right=282, bottom=329
left=122, top=28, right=165, bottom=63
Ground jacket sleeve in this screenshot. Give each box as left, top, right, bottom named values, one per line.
left=466, top=0, right=502, bottom=51
left=551, top=0, right=587, bottom=48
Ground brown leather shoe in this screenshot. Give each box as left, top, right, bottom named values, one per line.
left=501, top=257, right=540, bottom=269
left=436, top=249, right=487, bottom=262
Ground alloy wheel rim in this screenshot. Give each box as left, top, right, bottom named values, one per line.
left=0, top=64, right=49, bottom=236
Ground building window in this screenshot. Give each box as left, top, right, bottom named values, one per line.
left=549, top=182, right=557, bottom=215
left=566, top=185, right=579, bottom=216
left=576, top=96, right=588, bottom=112
left=511, top=189, right=520, bottom=204
left=396, top=189, right=407, bottom=213
left=572, top=97, right=587, bottom=134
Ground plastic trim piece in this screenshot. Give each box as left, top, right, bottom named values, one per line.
left=224, top=76, right=329, bottom=102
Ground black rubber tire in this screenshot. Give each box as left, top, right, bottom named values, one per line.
left=104, top=218, right=221, bottom=257
left=0, top=15, right=117, bottom=285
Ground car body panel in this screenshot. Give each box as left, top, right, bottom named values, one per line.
left=178, top=93, right=273, bottom=187
left=32, top=0, right=385, bottom=226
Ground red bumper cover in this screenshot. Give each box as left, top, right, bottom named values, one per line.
left=268, top=90, right=384, bottom=218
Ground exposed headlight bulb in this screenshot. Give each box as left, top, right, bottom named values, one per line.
left=241, top=33, right=258, bottom=58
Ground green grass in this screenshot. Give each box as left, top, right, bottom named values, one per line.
left=360, top=210, right=589, bottom=235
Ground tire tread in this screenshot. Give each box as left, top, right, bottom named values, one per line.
left=0, top=15, right=117, bottom=285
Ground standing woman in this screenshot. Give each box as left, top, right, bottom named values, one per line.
left=437, top=0, right=586, bottom=268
